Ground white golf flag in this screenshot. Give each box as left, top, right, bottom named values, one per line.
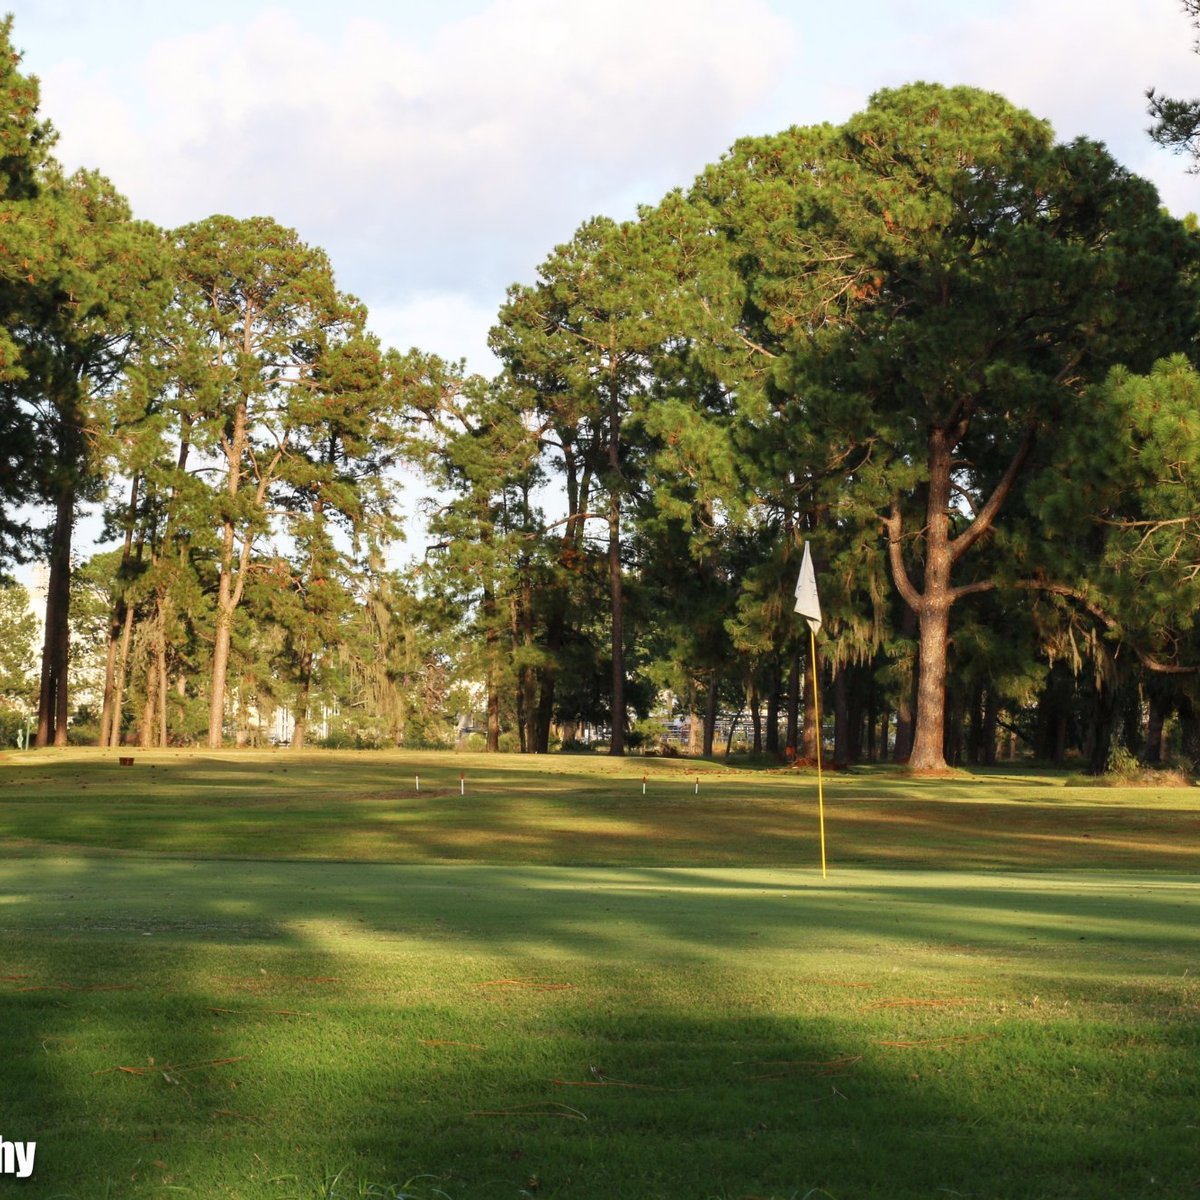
left=794, top=541, right=822, bottom=634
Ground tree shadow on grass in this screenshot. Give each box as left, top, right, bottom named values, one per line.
left=0, top=859, right=1196, bottom=1197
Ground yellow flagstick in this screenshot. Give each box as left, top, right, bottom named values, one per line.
left=794, top=539, right=827, bottom=878
left=810, top=627, right=827, bottom=879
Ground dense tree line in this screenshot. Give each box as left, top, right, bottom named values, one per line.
left=3, top=17, right=1200, bottom=773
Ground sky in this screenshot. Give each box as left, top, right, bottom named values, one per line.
left=8, top=0, right=1200, bottom=377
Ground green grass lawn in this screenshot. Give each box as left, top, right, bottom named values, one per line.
left=0, top=749, right=1196, bottom=1198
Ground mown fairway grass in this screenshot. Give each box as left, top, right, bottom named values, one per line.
left=0, top=748, right=1196, bottom=1199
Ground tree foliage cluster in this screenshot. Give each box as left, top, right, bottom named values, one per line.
left=5, top=16, right=1200, bottom=772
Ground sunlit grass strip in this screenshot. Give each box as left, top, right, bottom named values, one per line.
left=0, top=748, right=1197, bottom=870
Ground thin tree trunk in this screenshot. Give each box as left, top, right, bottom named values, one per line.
left=702, top=670, right=719, bottom=757
left=109, top=600, right=137, bottom=748
left=765, top=658, right=781, bottom=756
left=98, top=634, right=119, bottom=747
left=291, top=646, right=313, bottom=750
left=37, top=482, right=75, bottom=747
left=801, top=646, right=818, bottom=761
left=99, top=475, right=140, bottom=746
left=157, top=621, right=168, bottom=748
left=833, top=661, right=850, bottom=765
left=607, top=383, right=625, bottom=756
left=208, top=399, right=255, bottom=749
left=982, top=688, right=999, bottom=766
left=688, top=680, right=703, bottom=756
left=892, top=608, right=917, bottom=763
left=865, top=670, right=877, bottom=762
left=785, top=651, right=800, bottom=758
left=724, top=696, right=745, bottom=759
left=140, top=644, right=159, bottom=749
left=1144, top=692, right=1167, bottom=764
left=1087, top=677, right=1118, bottom=776
left=208, top=598, right=234, bottom=748
left=608, top=492, right=625, bottom=755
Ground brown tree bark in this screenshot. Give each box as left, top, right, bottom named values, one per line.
left=886, top=422, right=1035, bottom=771
left=36, top=482, right=75, bottom=747
left=702, top=670, right=719, bottom=757
left=801, top=646, right=818, bottom=761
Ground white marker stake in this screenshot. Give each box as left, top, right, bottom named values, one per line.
left=460, top=772, right=465, bottom=796
left=642, top=774, right=646, bottom=795
left=415, top=775, right=419, bottom=792
left=695, top=777, right=699, bottom=795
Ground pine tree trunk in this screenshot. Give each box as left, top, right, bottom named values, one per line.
left=607, top=379, right=625, bottom=757
left=482, top=582, right=501, bottom=752
left=99, top=475, right=140, bottom=746
left=291, top=647, right=313, bottom=751
left=688, top=679, right=704, bottom=756
left=892, top=608, right=918, bottom=763
left=608, top=492, right=625, bottom=755
left=765, top=659, right=780, bottom=756
left=865, top=671, right=878, bottom=762
left=108, top=600, right=137, bottom=748
left=801, top=647, right=818, bottom=761
left=702, top=671, right=719, bottom=757
left=487, top=678, right=501, bottom=752
left=785, top=651, right=800, bottom=757
left=1143, top=692, right=1167, bottom=764
left=982, top=689, right=999, bottom=766
left=36, top=482, right=75, bottom=747
left=1087, top=678, right=1118, bottom=775
left=833, top=661, right=850, bottom=765
left=98, top=632, right=119, bottom=747
left=534, top=608, right=564, bottom=754
left=140, top=647, right=159, bottom=749
left=157, top=623, right=168, bottom=748
left=908, top=595, right=952, bottom=770
left=209, top=604, right=233, bottom=749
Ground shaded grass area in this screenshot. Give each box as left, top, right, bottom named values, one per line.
left=1, top=751, right=1198, bottom=1197
left=0, top=860, right=1196, bottom=1198
left=0, top=747, right=1197, bottom=869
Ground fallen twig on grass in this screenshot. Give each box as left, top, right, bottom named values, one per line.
left=467, top=1102, right=588, bottom=1121
left=868, top=997, right=972, bottom=1008
left=206, top=1006, right=312, bottom=1017
left=93, top=1056, right=248, bottom=1077
left=421, top=1039, right=484, bottom=1049
left=18, top=983, right=137, bottom=992
left=875, top=1035, right=995, bottom=1048
left=551, top=1078, right=685, bottom=1091
left=479, top=979, right=575, bottom=991
left=751, top=1055, right=862, bottom=1079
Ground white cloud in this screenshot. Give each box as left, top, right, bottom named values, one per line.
left=906, top=0, right=1200, bottom=211
left=39, top=0, right=795, bottom=308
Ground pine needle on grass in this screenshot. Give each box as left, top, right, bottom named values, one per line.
left=466, top=1102, right=588, bottom=1121
left=479, top=978, right=575, bottom=990
left=875, top=1035, right=995, bottom=1048
left=93, top=1055, right=248, bottom=1077
left=867, top=997, right=973, bottom=1008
